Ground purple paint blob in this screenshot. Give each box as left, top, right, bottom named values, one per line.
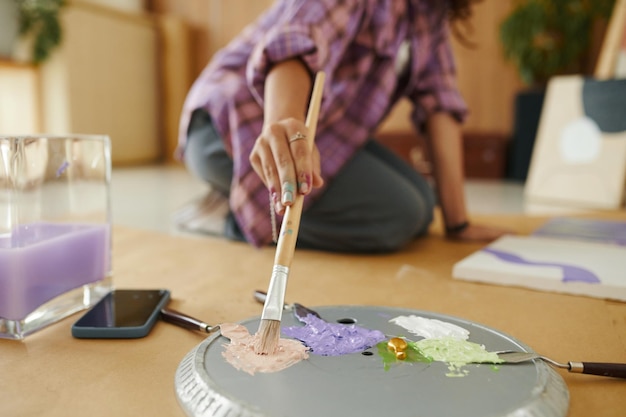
left=56, top=161, right=70, bottom=177
left=282, top=314, right=386, bottom=356
left=482, top=248, right=601, bottom=284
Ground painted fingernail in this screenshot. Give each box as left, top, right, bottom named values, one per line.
left=281, top=182, right=295, bottom=205
left=298, top=173, right=311, bottom=194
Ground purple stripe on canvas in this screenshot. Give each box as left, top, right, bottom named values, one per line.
left=482, top=248, right=601, bottom=284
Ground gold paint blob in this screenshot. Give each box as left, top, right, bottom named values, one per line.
left=387, top=337, right=408, bottom=360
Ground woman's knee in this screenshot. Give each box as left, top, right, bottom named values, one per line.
left=376, top=195, right=434, bottom=251
left=300, top=193, right=433, bottom=253
left=184, top=111, right=233, bottom=194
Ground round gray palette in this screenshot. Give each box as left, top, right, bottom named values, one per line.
left=175, top=306, right=569, bottom=417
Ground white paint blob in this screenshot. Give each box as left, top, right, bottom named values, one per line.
left=559, top=116, right=601, bottom=164
left=389, top=315, right=470, bottom=340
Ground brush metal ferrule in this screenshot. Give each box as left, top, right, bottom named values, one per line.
left=568, top=361, right=584, bottom=373
left=260, top=265, right=289, bottom=321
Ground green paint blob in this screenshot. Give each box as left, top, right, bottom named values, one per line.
left=377, top=337, right=503, bottom=377
left=415, top=337, right=503, bottom=377
left=376, top=340, right=432, bottom=371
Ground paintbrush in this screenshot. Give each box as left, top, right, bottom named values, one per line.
left=254, top=71, right=326, bottom=355
left=160, top=308, right=220, bottom=334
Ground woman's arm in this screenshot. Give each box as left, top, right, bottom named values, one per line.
left=425, top=112, right=510, bottom=241
left=249, top=59, right=324, bottom=215
left=425, top=112, right=467, bottom=228
left=263, top=59, right=312, bottom=126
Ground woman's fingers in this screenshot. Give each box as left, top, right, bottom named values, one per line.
left=448, top=224, right=513, bottom=242
left=311, top=145, right=325, bottom=188
left=250, top=118, right=318, bottom=215
left=268, top=124, right=298, bottom=214
left=249, top=137, right=274, bottom=188
left=250, top=128, right=287, bottom=214
left=288, top=130, right=313, bottom=195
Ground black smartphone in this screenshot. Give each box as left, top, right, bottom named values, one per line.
left=71, top=289, right=171, bottom=339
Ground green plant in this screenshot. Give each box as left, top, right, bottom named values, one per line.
left=16, top=0, right=66, bottom=64
left=500, top=0, right=615, bottom=86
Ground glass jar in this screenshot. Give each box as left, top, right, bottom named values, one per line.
left=0, top=135, right=113, bottom=339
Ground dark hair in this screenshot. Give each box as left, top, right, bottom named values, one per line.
left=445, top=0, right=482, bottom=46
left=447, top=0, right=480, bottom=22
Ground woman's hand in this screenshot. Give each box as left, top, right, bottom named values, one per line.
left=248, top=59, right=324, bottom=215
left=250, top=118, right=324, bottom=215
left=446, top=223, right=513, bottom=242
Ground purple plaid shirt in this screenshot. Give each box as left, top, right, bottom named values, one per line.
left=178, top=0, right=467, bottom=247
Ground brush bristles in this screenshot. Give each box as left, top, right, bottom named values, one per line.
left=254, top=319, right=281, bottom=355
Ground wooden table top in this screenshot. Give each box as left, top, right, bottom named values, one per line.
left=2, top=212, right=625, bottom=416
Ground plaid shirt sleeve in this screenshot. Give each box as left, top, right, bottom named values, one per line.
left=408, top=17, right=468, bottom=132
left=246, top=0, right=365, bottom=107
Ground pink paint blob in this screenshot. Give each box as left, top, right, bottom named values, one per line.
left=282, top=314, right=386, bottom=356
left=220, top=323, right=309, bottom=375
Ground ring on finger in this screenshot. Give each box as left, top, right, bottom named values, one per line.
left=289, top=131, right=307, bottom=143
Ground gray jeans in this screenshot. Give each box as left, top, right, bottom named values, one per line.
left=184, top=109, right=435, bottom=252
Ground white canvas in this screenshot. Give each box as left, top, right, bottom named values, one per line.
left=452, top=234, right=626, bottom=302
left=524, top=76, right=626, bottom=209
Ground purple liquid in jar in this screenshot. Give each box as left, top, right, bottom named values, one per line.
left=0, top=222, right=110, bottom=320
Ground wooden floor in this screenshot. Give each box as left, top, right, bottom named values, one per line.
left=3, top=211, right=625, bottom=416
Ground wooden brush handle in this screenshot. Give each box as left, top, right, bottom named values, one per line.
left=274, top=71, right=326, bottom=267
